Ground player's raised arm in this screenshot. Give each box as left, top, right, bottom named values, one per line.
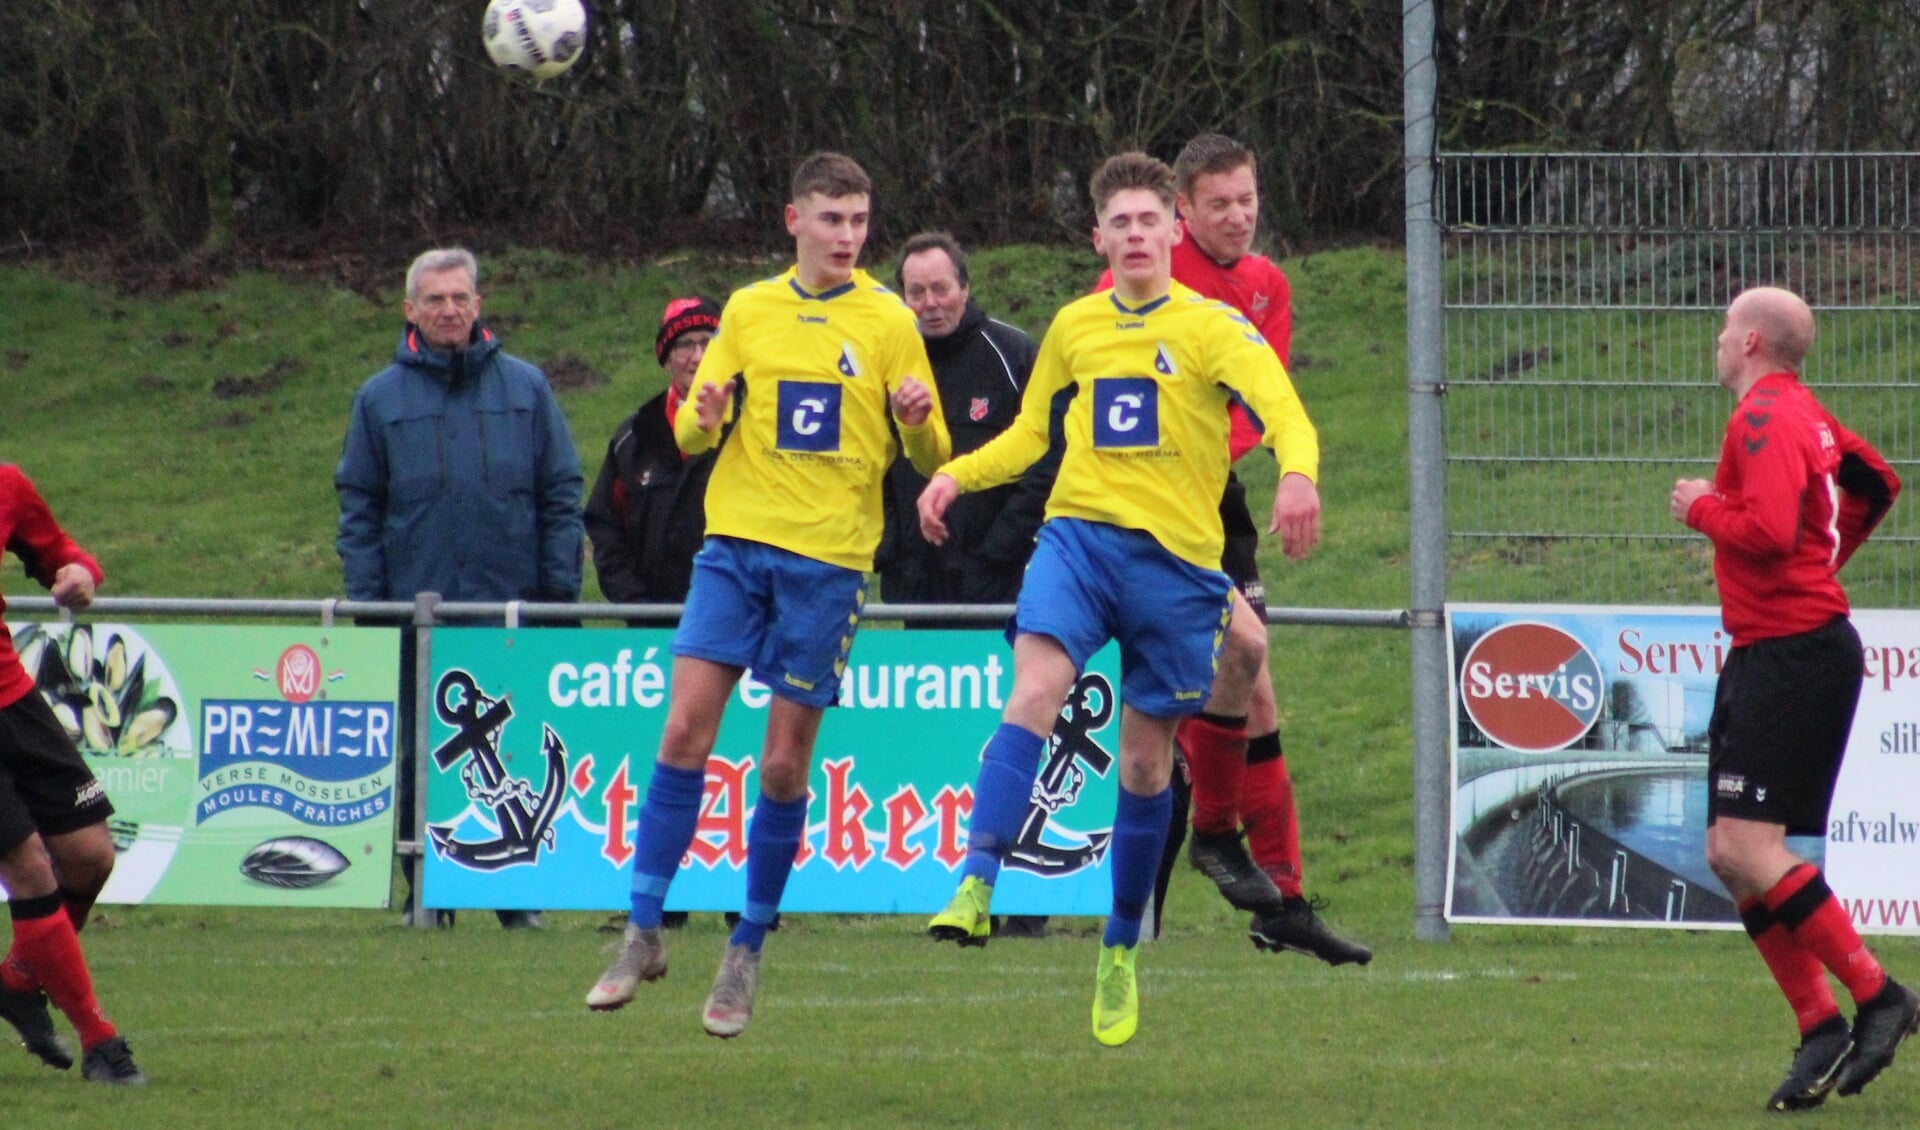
left=937, top=327, right=1069, bottom=496
left=673, top=328, right=739, bottom=454
left=1213, top=320, right=1320, bottom=557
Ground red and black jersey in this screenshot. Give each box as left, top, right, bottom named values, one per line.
left=1, top=465, right=104, bottom=709
left=1687, top=373, right=1900, bottom=645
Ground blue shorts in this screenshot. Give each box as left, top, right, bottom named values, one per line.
left=1011, top=518, right=1233, bottom=718
left=674, top=536, right=866, bottom=709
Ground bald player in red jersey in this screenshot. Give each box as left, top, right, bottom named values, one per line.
left=1670, top=286, right=1908, bottom=1113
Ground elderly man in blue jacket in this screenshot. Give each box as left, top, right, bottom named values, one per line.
left=336, top=246, right=584, bottom=930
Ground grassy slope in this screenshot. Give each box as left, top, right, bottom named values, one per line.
left=4, top=250, right=1916, bottom=1126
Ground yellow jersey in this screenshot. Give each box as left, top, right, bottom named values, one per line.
left=941, top=281, right=1317, bottom=569
left=676, top=267, right=951, bottom=571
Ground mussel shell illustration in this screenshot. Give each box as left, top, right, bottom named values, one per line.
left=238, top=837, right=352, bottom=889
left=118, top=700, right=178, bottom=753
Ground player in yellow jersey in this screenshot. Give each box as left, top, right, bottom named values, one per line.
left=919, top=153, right=1320, bottom=1046
left=586, top=152, right=950, bottom=1038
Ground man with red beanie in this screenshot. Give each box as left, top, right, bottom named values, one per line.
left=0, top=464, right=144, bottom=1084
left=586, top=295, right=725, bottom=606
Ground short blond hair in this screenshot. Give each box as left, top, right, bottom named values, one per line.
left=1089, top=152, right=1176, bottom=217
left=792, top=152, right=871, bottom=202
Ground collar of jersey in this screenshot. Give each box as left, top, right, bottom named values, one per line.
left=1107, top=291, right=1171, bottom=317
left=789, top=276, right=858, bottom=302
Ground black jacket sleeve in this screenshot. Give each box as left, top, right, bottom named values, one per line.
left=975, top=327, right=1058, bottom=565
left=584, top=424, right=648, bottom=602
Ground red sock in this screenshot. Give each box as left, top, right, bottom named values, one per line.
left=2, top=887, right=91, bottom=993
left=1242, top=733, right=1303, bottom=898
left=1177, top=713, right=1247, bottom=836
left=1765, top=864, right=1887, bottom=1005
left=0, top=951, right=34, bottom=993
left=7, top=895, right=117, bottom=1050
left=1740, top=897, right=1840, bottom=1035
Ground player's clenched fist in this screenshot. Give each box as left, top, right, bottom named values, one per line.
left=1669, top=478, right=1713, bottom=524
left=890, top=376, right=933, bottom=427
left=51, top=562, right=97, bottom=610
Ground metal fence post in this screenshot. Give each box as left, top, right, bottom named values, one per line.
left=410, top=591, right=441, bottom=930
left=1404, top=0, right=1452, bottom=942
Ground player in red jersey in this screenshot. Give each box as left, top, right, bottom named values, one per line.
left=0, top=466, right=144, bottom=1084
left=1670, top=286, right=1908, bottom=1112
left=1099, top=134, right=1368, bottom=964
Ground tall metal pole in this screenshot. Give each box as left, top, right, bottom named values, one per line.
left=1403, top=0, right=1451, bottom=941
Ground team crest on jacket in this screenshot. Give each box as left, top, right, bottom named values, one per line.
left=1252, top=293, right=1271, bottom=318
left=1153, top=344, right=1176, bottom=375
left=969, top=397, right=990, bottom=422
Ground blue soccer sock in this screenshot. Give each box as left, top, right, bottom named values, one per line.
left=730, top=793, right=809, bottom=952
left=1104, top=784, right=1174, bottom=949
left=961, top=723, right=1047, bottom=886
left=627, top=762, right=708, bottom=929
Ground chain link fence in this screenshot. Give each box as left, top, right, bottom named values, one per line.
left=1440, top=153, right=1919, bottom=607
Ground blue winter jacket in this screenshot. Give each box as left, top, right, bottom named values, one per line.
left=335, top=325, right=584, bottom=604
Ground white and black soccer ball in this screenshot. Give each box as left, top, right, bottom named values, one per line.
left=482, top=0, right=588, bottom=81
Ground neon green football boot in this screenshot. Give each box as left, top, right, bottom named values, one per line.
left=1091, top=943, right=1139, bottom=1047
left=927, top=876, right=993, bottom=946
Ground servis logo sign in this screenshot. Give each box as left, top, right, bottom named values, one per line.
left=1460, top=622, right=1604, bottom=753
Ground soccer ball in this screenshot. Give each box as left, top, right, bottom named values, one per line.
left=482, top=0, right=588, bottom=80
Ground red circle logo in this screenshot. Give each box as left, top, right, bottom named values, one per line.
left=277, top=645, right=321, bottom=704
left=1460, top=622, right=1604, bottom=752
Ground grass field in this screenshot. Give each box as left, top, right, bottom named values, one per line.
left=3, top=248, right=1918, bottom=1125
left=9, top=903, right=1920, bottom=1128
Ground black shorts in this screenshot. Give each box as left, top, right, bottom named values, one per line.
left=1707, top=616, right=1862, bottom=836
left=1219, top=475, right=1266, bottom=620
left=0, top=691, right=115, bottom=854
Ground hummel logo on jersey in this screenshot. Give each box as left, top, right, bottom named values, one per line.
left=75, top=779, right=105, bottom=807
left=1745, top=411, right=1771, bottom=427
left=797, top=314, right=827, bottom=325
left=1154, top=345, right=1176, bottom=375
left=1114, top=319, right=1145, bottom=331
left=838, top=345, right=861, bottom=378
left=1744, top=435, right=1768, bottom=456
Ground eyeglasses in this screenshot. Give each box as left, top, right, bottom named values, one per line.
left=669, top=334, right=713, bottom=355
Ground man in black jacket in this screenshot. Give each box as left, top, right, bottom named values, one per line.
left=586, top=295, right=722, bottom=606
left=881, top=233, right=1060, bottom=939
left=877, top=233, right=1059, bottom=610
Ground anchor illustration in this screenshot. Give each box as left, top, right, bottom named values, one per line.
left=1006, top=671, right=1115, bottom=876
left=425, top=670, right=567, bottom=871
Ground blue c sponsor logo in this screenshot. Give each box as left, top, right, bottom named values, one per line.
left=777, top=381, right=842, bottom=452
left=1092, top=377, right=1159, bottom=448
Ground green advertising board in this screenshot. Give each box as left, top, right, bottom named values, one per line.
left=10, top=622, right=399, bottom=907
